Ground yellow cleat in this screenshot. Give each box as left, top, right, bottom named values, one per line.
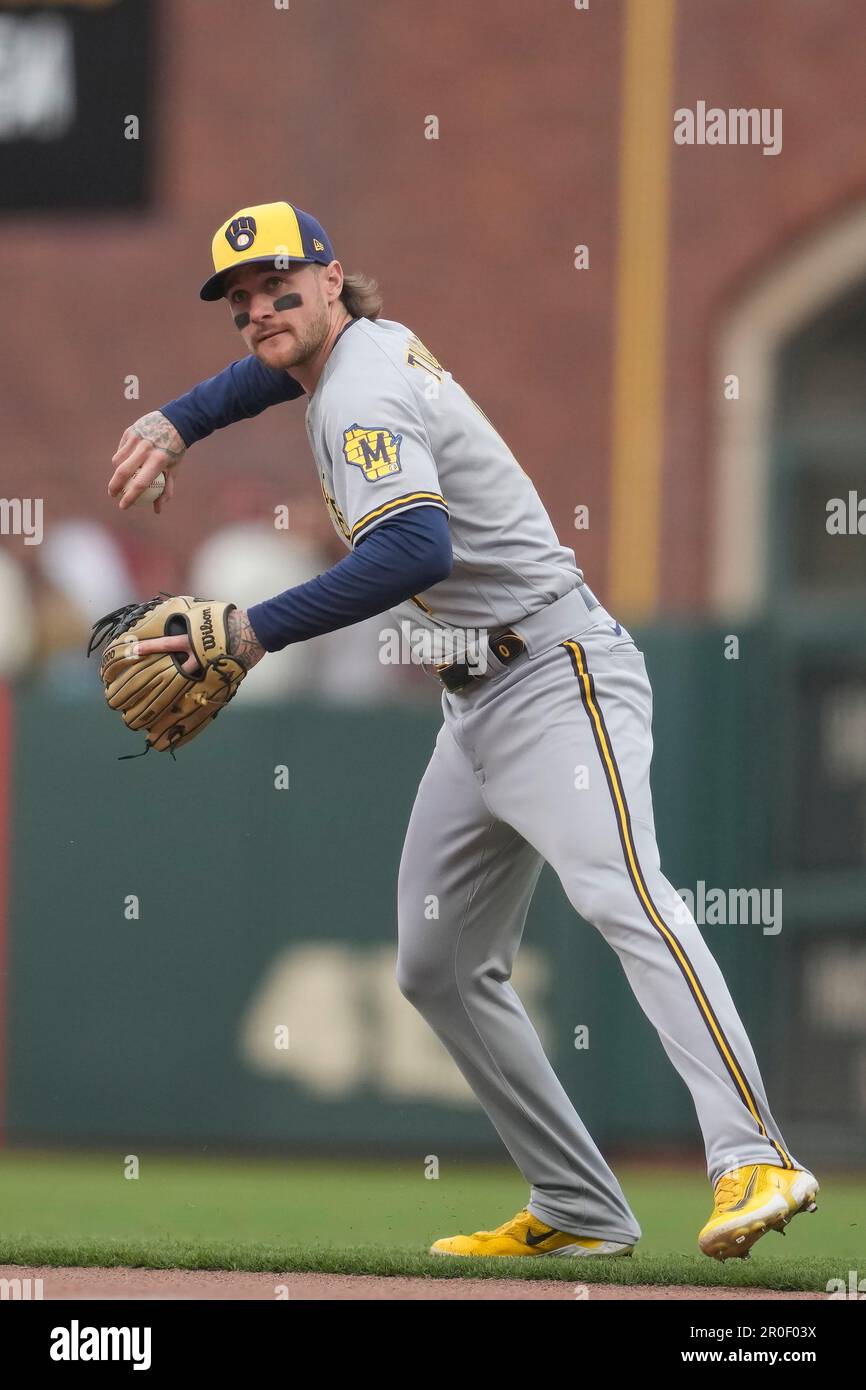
left=699, top=1164, right=819, bottom=1261
left=429, top=1207, right=635, bottom=1259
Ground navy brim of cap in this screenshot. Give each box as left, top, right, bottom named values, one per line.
left=199, top=255, right=318, bottom=301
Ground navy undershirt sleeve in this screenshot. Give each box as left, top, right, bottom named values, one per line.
left=160, top=356, right=304, bottom=447
left=247, top=505, right=453, bottom=652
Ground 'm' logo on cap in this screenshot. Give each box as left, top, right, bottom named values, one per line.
left=226, top=215, right=257, bottom=252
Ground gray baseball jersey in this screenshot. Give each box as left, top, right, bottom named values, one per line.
left=304, top=316, right=583, bottom=645
left=300, top=313, right=802, bottom=1240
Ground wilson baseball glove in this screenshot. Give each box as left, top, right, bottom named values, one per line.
left=87, top=594, right=247, bottom=756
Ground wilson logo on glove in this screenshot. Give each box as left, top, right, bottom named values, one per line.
left=87, top=594, right=247, bottom=758
left=200, top=607, right=216, bottom=651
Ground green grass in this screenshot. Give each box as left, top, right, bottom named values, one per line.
left=0, top=1150, right=863, bottom=1291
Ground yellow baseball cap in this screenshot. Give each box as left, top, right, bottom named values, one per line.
left=199, top=200, right=335, bottom=301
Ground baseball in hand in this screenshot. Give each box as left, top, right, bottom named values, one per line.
left=123, top=470, right=166, bottom=507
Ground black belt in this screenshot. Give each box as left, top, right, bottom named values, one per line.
left=435, top=628, right=526, bottom=693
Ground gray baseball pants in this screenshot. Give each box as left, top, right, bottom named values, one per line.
left=396, top=585, right=798, bottom=1242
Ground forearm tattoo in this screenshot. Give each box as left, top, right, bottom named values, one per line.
left=227, top=608, right=266, bottom=670
left=132, top=411, right=187, bottom=460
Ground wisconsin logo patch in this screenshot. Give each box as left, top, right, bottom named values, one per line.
left=342, top=424, right=403, bottom=481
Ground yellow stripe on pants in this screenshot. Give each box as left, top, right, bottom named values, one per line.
left=563, top=638, right=794, bottom=1170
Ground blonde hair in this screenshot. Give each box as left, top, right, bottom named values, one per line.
left=339, top=270, right=383, bottom=321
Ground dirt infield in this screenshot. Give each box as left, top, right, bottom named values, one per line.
left=0, top=1266, right=823, bottom=1300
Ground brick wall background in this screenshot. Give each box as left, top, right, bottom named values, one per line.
left=3, top=0, right=866, bottom=609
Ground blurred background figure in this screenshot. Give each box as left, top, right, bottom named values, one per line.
left=187, top=480, right=407, bottom=703
left=187, top=479, right=330, bottom=701
left=0, top=547, right=35, bottom=681
left=34, top=520, right=134, bottom=695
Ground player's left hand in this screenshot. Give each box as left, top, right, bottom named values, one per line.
left=134, top=610, right=266, bottom=675
left=133, top=633, right=200, bottom=675
left=87, top=596, right=263, bottom=756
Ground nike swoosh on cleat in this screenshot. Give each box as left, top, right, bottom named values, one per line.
left=525, top=1224, right=561, bottom=1247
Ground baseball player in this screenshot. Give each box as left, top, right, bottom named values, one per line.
left=108, top=201, right=818, bottom=1260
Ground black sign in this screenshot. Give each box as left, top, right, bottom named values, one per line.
left=784, top=656, right=866, bottom=870
left=780, top=930, right=866, bottom=1153
left=0, top=0, right=153, bottom=210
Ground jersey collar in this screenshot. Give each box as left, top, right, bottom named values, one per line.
left=307, top=316, right=360, bottom=404
left=333, top=316, right=359, bottom=348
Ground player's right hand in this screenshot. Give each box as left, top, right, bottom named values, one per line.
left=109, top=410, right=187, bottom=513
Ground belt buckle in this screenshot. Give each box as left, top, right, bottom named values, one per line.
left=437, top=628, right=527, bottom=692
left=435, top=661, right=473, bottom=694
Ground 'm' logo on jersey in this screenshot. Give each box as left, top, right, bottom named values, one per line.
left=342, top=424, right=403, bottom=481
left=226, top=215, right=257, bottom=252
